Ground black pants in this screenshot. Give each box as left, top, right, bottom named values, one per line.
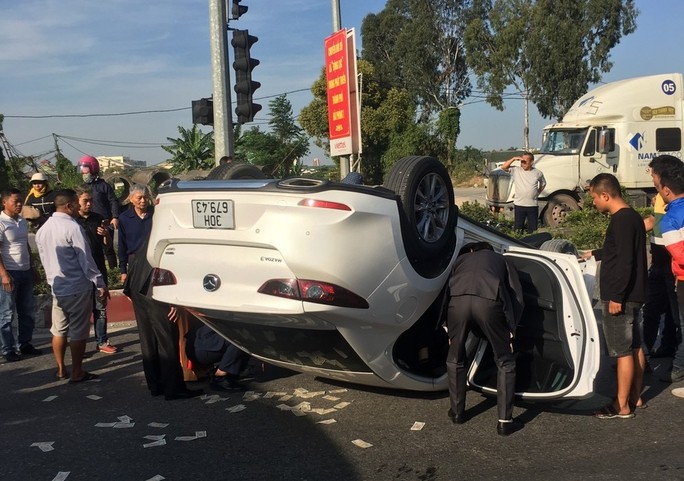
left=642, top=262, right=680, bottom=354
left=514, top=205, right=538, bottom=233
left=446, top=295, right=516, bottom=421
left=186, top=327, right=250, bottom=375
left=127, top=263, right=185, bottom=397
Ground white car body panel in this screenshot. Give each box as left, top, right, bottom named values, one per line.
left=148, top=177, right=600, bottom=398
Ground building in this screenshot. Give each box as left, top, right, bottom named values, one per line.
left=96, top=156, right=146, bottom=171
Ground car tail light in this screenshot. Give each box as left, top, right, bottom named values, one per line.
left=298, top=199, right=351, bottom=211
left=151, top=268, right=177, bottom=286
left=258, top=279, right=368, bottom=309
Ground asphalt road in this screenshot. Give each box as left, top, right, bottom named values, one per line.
left=2, top=319, right=684, bottom=481
left=454, top=186, right=487, bottom=207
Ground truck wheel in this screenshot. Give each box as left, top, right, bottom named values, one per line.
left=543, top=194, right=579, bottom=227
left=539, top=239, right=579, bottom=257
left=384, top=156, right=457, bottom=273
left=205, top=162, right=267, bottom=180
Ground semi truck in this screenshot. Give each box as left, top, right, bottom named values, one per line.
left=485, top=73, right=684, bottom=226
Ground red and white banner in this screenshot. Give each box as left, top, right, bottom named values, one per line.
left=324, top=28, right=360, bottom=157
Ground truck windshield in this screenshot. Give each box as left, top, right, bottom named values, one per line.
left=541, top=129, right=588, bottom=154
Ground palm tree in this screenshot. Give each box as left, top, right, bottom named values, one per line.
left=162, top=125, right=215, bottom=174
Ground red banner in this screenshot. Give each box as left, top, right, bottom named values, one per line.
left=325, top=30, right=352, bottom=151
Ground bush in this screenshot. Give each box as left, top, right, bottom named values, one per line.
left=33, top=261, right=124, bottom=296
left=458, top=201, right=520, bottom=237
left=547, top=191, right=653, bottom=251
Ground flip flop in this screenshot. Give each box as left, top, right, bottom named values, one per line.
left=68, top=372, right=99, bottom=384
left=56, top=371, right=69, bottom=380
left=594, top=404, right=634, bottom=419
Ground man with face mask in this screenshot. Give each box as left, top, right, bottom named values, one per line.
left=77, top=156, right=120, bottom=269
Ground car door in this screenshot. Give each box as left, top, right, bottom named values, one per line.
left=466, top=247, right=601, bottom=400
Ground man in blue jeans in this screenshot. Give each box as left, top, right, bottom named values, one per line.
left=0, top=188, right=42, bottom=362
left=76, top=187, right=119, bottom=354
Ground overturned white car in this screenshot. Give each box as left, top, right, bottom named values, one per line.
left=147, top=156, right=600, bottom=400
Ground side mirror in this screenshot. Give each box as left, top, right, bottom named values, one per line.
left=597, top=129, right=614, bottom=154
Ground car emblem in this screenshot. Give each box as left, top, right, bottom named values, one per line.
left=203, top=274, right=221, bottom=292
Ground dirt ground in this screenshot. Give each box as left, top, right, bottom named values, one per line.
left=454, top=174, right=486, bottom=188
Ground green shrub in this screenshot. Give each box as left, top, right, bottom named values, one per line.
left=548, top=191, right=654, bottom=251
left=108, top=267, right=124, bottom=290
left=33, top=261, right=124, bottom=296
left=458, top=201, right=520, bottom=237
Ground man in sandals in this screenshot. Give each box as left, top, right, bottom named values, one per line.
left=583, top=174, right=647, bottom=419
left=35, top=190, right=108, bottom=383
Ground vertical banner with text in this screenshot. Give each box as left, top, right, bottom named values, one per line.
left=325, top=28, right=360, bottom=157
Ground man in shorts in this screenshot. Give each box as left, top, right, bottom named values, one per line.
left=583, top=173, right=647, bottom=418
left=35, top=190, right=108, bottom=382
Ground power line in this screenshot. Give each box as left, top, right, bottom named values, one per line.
left=55, top=134, right=171, bottom=148
left=14, top=134, right=54, bottom=146
left=3, top=88, right=313, bottom=121
left=6, top=107, right=190, bottom=120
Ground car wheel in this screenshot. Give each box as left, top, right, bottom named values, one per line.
left=539, top=239, right=579, bottom=257
left=205, top=161, right=268, bottom=180
left=543, top=194, right=579, bottom=227
left=384, top=156, right=457, bottom=268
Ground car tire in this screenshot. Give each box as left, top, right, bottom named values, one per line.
left=539, top=238, right=579, bottom=257
left=543, top=194, right=579, bottom=227
left=383, top=156, right=457, bottom=272
left=205, top=161, right=268, bottom=180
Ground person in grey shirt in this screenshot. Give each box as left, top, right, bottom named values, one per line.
left=35, top=189, right=108, bottom=382
left=501, top=152, right=547, bottom=233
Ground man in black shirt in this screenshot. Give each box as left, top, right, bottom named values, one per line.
left=76, top=187, right=119, bottom=354
left=584, top=173, right=647, bottom=419
left=447, top=241, right=524, bottom=436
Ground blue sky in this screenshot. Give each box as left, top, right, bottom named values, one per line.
left=1, top=0, right=683, bottom=168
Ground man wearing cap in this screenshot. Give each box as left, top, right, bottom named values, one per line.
left=24, top=172, right=56, bottom=230
left=77, top=156, right=120, bottom=269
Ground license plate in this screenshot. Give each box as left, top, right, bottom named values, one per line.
left=191, top=200, right=235, bottom=229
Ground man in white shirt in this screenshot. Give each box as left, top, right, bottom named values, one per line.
left=35, top=189, right=108, bottom=382
left=501, top=152, right=547, bottom=233
left=0, top=188, right=42, bottom=362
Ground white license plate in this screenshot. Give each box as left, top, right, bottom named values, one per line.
left=191, top=200, right=235, bottom=229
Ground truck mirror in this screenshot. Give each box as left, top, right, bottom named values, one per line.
left=597, top=129, right=614, bottom=154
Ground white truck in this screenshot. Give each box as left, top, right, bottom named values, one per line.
left=486, top=73, right=684, bottom=226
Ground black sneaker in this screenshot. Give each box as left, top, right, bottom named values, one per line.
left=210, top=374, right=247, bottom=392
left=20, top=344, right=42, bottom=356
left=4, top=352, right=21, bottom=362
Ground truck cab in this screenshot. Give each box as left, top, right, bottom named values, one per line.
left=486, top=73, right=684, bottom=226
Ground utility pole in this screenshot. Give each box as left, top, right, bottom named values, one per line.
left=331, top=0, right=349, bottom=180
left=208, top=0, right=234, bottom=164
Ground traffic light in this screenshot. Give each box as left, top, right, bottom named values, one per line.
left=192, top=98, right=213, bottom=125
left=231, top=0, right=248, bottom=19
left=232, top=29, right=261, bottom=124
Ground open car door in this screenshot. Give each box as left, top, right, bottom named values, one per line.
left=467, top=248, right=601, bottom=400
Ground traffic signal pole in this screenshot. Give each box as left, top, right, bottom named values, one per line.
left=208, top=0, right=234, bottom=164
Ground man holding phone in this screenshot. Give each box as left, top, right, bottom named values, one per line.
left=75, top=186, right=119, bottom=354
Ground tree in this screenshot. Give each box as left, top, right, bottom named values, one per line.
left=54, top=152, right=81, bottom=189
left=235, top=95, right=309, bottom=178
left=300, top=59, right=448, bottom=184
left=361, top=0, right=471, bottom=117
left=465, top=0, right=638, bottom=148
left=162, top=125, right=215, bottom=175
left=361, top=0, right=471, bottom=166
